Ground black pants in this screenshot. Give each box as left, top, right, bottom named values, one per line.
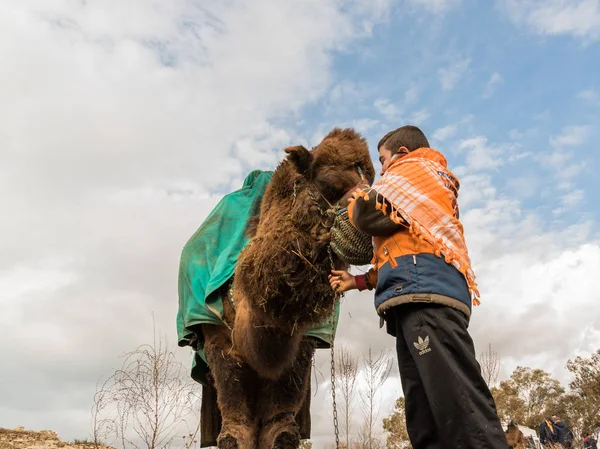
left=388, top=303, right=508, bottom=449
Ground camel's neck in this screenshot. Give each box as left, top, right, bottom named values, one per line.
left=233, top=300, right=306, bottom=380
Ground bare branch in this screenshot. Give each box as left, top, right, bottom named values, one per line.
left=478, top=343, right=499, bottom=388
left=91, top=327, right=200, bottom=449
left=360, top=348, right=392, bottom=449
left=335, top=345, right=359, bottom=449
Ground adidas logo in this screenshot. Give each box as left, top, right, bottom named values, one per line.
left=413, top=335, right=431, bottom=355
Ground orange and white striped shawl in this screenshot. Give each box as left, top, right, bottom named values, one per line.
left=356, top=147, right=480, bottom=305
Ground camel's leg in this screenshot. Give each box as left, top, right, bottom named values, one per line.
left=202, top=324, right=258, bottom=449
left=257, top=338, right=316, bottom=449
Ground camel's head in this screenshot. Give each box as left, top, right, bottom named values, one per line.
left=284, top=128, right=375, bottom=205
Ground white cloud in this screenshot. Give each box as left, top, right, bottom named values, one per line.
left=329, top=81, right=364, bottom=103
left=374, top=97, right=401, bottom=120
left=550, top=125, right=592, bottom=147
left=503, top=0, right=600, bottom=42
left=350, top=0, right=396, bottom=33
left=534, top=110, right=551, bottom=120
left=325, top=80, right=373, bottom=118
left=553, top=188, right=585, bottom=215
left=506, top=174, right=541, bottom=199
left=408, top=108, right=430, bottom=125
left=432, top=124, right=458, bottom=142
left=578, top=89, right=599, bottom=102
left=456, top=172, right=498, bottom=209
left=352, top=118, right=382, bottom=134
left=508, top=129, right=524, bottom=140
left=483, top=72, right=503, bottom=98
left=404, top=82, right=419, bottom=104
left=408, top=0, right=461, bottom=14
left=438, top=58, right=470, bottom=91
left=468, top=236, right=600, bottom=382
left=542, top=126, right=592, bottom=181
left=0, top=262, right=76, bottom=305
left=457, top=136, right=504, bottom=170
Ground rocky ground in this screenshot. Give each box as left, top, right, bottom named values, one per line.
left=0, top=427, right=112, bottom=449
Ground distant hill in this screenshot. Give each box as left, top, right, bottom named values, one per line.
left=0, top=427, right=113, bottom=449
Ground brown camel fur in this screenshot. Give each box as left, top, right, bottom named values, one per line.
left=202, top=128, right=374, bottom=449
left=505, top=422, right=526, bottom=449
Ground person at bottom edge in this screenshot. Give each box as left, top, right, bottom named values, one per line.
left=329, top=125, right=508, bottom=449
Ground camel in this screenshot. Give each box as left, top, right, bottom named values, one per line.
left=201, top=128, right=375, bottom=449
left=505, top=422, right=526, bottom=449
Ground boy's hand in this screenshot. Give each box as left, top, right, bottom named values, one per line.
left=329, top=270, right=357, bottom=292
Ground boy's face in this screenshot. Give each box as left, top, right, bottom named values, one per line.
left=378, top=146, right=392, bottom=176
left=378, top=145, right=409, bottom=176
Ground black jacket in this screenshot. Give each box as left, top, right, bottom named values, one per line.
left=554, top=421, right=574, bottom=447
left=539, top=420, right=558, bottom=445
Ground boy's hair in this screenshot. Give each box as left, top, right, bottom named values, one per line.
left=377, top=125, right=430, bottom=154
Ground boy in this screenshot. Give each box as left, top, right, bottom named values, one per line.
left=330, top=125, right=508, bottom=448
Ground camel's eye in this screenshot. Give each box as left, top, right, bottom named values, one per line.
left=313, top=178, right=341, bottom=201
left=323, top=184, right=341, bottom=198
left=313, top=166, right=359, bottom=202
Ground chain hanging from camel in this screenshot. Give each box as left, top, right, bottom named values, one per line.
left=329, top=245, right=341, bottom=449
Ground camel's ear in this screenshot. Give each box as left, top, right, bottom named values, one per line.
left=284, top=145, right=312, bottom=176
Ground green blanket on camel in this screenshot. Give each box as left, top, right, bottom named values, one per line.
left=177, top=169, right=339, bottom=385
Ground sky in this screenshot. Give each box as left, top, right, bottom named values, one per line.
left=0, top=0, right=599, bottom=447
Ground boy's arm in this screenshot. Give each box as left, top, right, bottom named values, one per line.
left=355, top=266, right=378, bottom=291
left=347, top=187, right=407, bottom=236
